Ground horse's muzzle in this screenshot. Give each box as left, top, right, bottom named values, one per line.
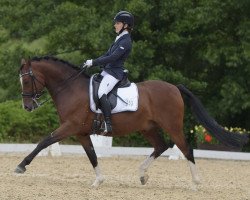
left=23, top=103, right=38, bottom=112
left=24, top=105, right=33, bottom=112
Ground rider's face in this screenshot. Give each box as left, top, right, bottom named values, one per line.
left=114, top=22, right=126, bottom=34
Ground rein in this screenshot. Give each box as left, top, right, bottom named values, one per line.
left=20, top=64, right=87, bottom=108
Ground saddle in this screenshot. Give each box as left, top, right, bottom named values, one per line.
left=89, top=72, right=139, bottom=135
left=89, top=72, right=138, bottom=114
left=92, top=72, right=131, bottom=110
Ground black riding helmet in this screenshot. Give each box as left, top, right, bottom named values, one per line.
left=114, top=11, right=134, bottom=34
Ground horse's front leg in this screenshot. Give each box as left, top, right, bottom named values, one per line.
left=15, top=122, right=75, bottom=173
left=77, top=134, right=104, bottom=188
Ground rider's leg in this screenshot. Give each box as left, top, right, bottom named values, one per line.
left=99, top=94, right=112, bottom=133
left=98, top=71, right=119, bottom=133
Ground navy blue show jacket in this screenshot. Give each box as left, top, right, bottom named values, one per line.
left=92, top=33, right=132, bottom=80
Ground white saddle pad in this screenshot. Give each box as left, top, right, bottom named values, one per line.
left=89, top=75, right=139, bottom=114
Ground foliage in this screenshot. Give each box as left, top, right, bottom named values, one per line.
left=113, top=130, right=173, bottom=147
left=192, top=125, right=219, bottom=145
left=192, top=125, right=250, bottom=146
left=0, top=0, right=249, bottom=147
left=0, top=46, right=31, bottom=102
left=112, top=133, right=151, bottom=147
left=0, top=100, right=59, bottom=143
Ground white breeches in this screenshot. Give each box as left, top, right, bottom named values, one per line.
left=98, top=71, right=119, bottom=99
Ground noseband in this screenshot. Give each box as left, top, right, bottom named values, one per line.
left=20, top=66, right=46, bottom=107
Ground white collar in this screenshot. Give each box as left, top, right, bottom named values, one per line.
left=115, top=30, right=129, bottom=42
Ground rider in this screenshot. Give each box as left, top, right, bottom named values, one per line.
left=84, top=11, right=134, bottom=134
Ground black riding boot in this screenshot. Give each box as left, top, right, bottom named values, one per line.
left=99, top=94, right=112, bottom=133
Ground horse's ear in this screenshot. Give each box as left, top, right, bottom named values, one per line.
left=21, top=58, right=26, bottom=65
left=21, top=58, right=31, bottom=66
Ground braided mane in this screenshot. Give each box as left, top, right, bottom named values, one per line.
left=31, top=56, right=80, bottom=70
left=30, top=56, right=90, bottom=78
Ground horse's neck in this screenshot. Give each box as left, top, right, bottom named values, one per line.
left=36, top=62, right=88, bottom=98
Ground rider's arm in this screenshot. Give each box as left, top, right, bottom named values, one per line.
left=92, top=40, right=131, bottom=66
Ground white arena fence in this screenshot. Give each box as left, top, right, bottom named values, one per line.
left=0, top=135, right=250, bottom=161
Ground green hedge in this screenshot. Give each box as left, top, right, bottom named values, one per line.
left=112, top=131, right=173, bottom=147
left=0, top=100, right=59, bottom=143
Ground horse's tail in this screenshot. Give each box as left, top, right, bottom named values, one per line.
left=177, top=84, right=249, bottom=148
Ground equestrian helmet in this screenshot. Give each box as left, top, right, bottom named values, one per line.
left=114, top=11, right=134, bottom=29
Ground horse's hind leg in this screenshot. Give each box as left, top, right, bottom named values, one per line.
left=139, top=128, right=169, bottom=185
left=165, top=125, right=200, bottom=184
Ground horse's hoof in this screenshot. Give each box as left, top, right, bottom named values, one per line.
left=193, top=177, right=201, bottom=185
left=14, top=166, right=26, bottom=174
left=140, top=174, right=149, bottom=185
left=91, top=177, right=104, bottom=188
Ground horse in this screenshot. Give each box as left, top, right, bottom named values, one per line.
left=16, top=56, right=249, bottom=188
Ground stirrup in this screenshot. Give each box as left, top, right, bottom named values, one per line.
left=101, top=121, right=112, bottom=135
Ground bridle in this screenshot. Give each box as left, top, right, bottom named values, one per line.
left=19, top=65, right=46, bottom=108
left=19, top=62, right=88, bottom=108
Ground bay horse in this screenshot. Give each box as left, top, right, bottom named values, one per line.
left=16, top=56, right=248, bottom=188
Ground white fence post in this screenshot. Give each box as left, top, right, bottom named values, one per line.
left=90, top=135, right=113, bottom=147
left=168, top=144, right=185, bottom=160
left=50, top=142, right=62, bottom=156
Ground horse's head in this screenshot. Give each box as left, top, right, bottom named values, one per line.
left=19, top=58, right=46, bottom=112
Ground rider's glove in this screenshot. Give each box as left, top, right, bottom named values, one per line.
left=84, top=59, right=93, bottom=68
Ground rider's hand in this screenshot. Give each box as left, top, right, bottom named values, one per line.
left=84, top=59, right=93, bottom=68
